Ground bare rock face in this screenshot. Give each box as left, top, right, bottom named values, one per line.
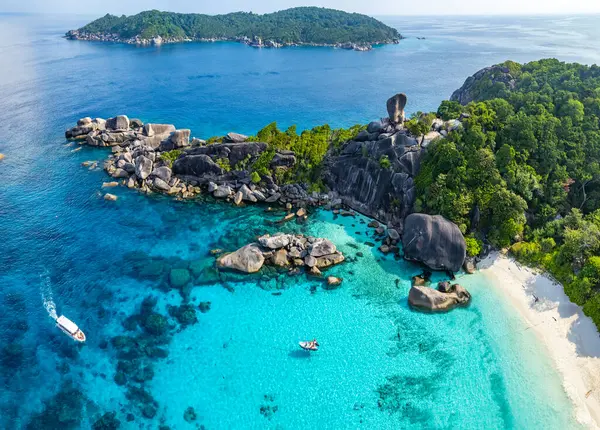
left=308, top=238, right=337, bottom=257
left=217, top=244, right=265, bottom=273
left=386, top=93, right=407, bottom=124
left=142, top=123, right=176, bottom=138
left=408, top=284, right=471, bottom=312
left=272, top=249, right=289, bottom=267
left=258, top=233, right=292, bottom=249
left=106, top=115, right=130, bottom=131
left=135, top=156, right=153, bottom=180
left=172, top=154, right=223, bottom=178
left=402, top=213, right=466, bottom=272
left=160, top=129, right=191, bottom=151
left=223, top=132, right=248, bottom=143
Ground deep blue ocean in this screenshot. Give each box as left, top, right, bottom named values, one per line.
left=1, top=12, right=600, bottom=429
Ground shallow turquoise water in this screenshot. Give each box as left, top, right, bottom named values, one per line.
left=0, top=12, right=598, bottom=429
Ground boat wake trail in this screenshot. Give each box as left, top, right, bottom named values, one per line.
left=40, top=270, right=58, bottom=320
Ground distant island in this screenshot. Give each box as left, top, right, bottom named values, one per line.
left=65, top=7, right=401, bottom=51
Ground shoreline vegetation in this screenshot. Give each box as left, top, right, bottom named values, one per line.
left=481, top=253, right=600, bottom=428
left=65, top=7, right=401, bottom=51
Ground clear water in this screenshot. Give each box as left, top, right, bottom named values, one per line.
left=1, top=12, right=598, bottom=429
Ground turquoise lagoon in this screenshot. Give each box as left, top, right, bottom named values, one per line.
left=1, top=12, right=599, bottom=429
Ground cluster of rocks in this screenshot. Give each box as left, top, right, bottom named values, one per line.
left=66, top=116, right=331, bottom=207
left=66, top=30, right=399, bottom=51
left=408, top=280, right=471, bottom=312
left=217, top=233, right=344, bottom=278
left=365, top=220, right=402, bottom=257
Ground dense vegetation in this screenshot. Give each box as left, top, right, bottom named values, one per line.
left=415, top=59, right=600, bottom=326
left=247, top=122, right=365, bottom=191
left=75, top=8, right=400, bottom=44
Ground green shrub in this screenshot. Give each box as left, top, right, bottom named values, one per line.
left=215, top=157, right=231, bottom=172
left=251, top=171, right=261, bottom=184
left=437, top=100, right=464, bottom=121
left=160, top=149, right=183, bottom=167
left=379, top=155, right=391, bottom=169
left=405, top=112, right=435, bottom=136
left=206, top=136, right=223, bottom=144
left=465, top=237, right=483, bottom=257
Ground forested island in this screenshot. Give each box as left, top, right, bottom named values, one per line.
left=65, top=7, right=401, bottom=50
left=417, top=59, right=600, bottom=326
left=65, top=58, right=600, bottom=330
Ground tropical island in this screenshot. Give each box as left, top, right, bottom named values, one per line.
left=66, top=58, right=600, bottom=331
left=65, top=7, right=401, bottom=51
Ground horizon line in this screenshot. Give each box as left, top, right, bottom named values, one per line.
left=1, top=10, right=600, bottom=18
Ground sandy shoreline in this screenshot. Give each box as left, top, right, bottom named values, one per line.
left=480, top=252, right=600, bottom=429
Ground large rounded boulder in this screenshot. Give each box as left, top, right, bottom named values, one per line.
left=408, top=284, right=471, bottom=312
left=402, top=214, right=466, bottom=272
left=217, top=244, right=264, bottom=273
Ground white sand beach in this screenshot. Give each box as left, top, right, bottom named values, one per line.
left=480, top=253, right=600, bottom=429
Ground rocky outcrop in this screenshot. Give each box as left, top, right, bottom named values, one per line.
left=402, top=214, right=466, bottom=272
left=217, top=244, right=265, bottom=273
left=217, top=233, right=344, bottom=274
left=387, top=93, right=407, bottom=124
left=324, top=124, right=420, bottom=225
left=451, top=64, right=517, bottom=105
left=408, top=282, right=471, bottom=312
left=106, top=115, right=130, bottom=131
left=67, top=92, right=468, bottom=278
left=223, top=132, right=248, bottom=143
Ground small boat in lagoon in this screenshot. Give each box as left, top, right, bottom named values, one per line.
left=56, top=315, right=86, bottom=342
left=299, top=339, right=319, bottom=351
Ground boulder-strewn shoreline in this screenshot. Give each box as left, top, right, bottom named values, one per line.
left=65, top=30, right=393, bottom=51
left=66, top=93, right=468, bottom=273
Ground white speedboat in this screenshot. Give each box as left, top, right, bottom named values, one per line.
left=56, top=315, right=86, bottom=342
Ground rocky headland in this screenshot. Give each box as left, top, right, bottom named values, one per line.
left=66, top=93, right=467, bottom=274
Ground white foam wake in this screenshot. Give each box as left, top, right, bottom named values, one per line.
left=40, top=270, right=58, bottom=320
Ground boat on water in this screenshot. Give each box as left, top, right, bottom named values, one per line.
left=299, top=339, right=319, bottom=351
left=56, top=315, right=86, bottom=342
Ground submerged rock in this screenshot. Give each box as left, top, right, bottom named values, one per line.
left=169, top=268, right=191, bottom=289
left=198, top=301, right=211, bottom=313
left=142, top=313, right=169, bottom=336
left=168, top=304, right=198, bottom=326
left=92, top=411, right=120, bottom=430
left=183, top=406, right=197, bottom=422
left=325, top=276, right=343, bottom=289
left=27, top=384, right=86, bottom=429
left=402, top=214, right=466, bottom=272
